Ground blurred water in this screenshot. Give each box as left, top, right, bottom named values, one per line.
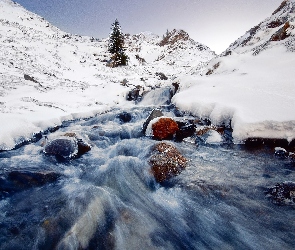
left=0, top=106, right=295, bottom=250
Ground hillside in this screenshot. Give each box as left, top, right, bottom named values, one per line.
left=0, top=0, right=215, bottom=150
left=173, top=0, right=295, bottom=143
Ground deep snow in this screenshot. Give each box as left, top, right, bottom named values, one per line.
left=0, top=0, right=295, bottom=150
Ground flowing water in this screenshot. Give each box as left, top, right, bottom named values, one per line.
left=0, top=103, right=295, bottom=250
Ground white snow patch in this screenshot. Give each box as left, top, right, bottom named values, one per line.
left=173, top=46, right=295, bottom=143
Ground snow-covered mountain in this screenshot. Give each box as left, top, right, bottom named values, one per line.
left=173, top=0, right=295, bottom=143
left=124, top=29, right=216, bottom=74
left=223, top=0, right=295, bottom=55
left=0, top=0, right=215, bottom=150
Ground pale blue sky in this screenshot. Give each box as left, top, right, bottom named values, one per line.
left=14, top=0, right=283, bottom=53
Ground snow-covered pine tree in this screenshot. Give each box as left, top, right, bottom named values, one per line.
left=108, top=19, right=128, bottom=67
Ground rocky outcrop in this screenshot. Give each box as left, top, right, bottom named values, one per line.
left=149, top=142, right=187, bottom=182
left=152, top=118, right=179, bottom=140
left=271, top=21, right=291, bottom=41
left=158, top=29, right=190, bottom=47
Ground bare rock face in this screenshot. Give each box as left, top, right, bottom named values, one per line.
left=152, top=118, right=179, bottom=140
left=271, top=21, right=291, bottom=41
left=158, top=29, right=190, bottom=47
left=149, top=142, right=188, bottom=183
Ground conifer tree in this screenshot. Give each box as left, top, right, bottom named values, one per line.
left=108, top=19, right=128, bottom=67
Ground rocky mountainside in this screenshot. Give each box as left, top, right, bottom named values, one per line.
left=125, top=29, right=216, bottom=70
left=201, top=0, right=295, bottom=76
left=223, top=0, right=295, bottom=56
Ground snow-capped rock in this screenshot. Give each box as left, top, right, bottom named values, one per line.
left=156, top=29, right=216, bottom=68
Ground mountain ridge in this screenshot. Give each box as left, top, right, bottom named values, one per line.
left=223, top=0, right=295, bottom=56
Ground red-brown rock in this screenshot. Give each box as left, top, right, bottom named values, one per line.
left=152, top=118, right=179, bottom=140
left=149, top=142, right=187, bottom=182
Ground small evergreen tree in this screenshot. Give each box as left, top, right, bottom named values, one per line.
left=108, top=19, right=128, bottom=67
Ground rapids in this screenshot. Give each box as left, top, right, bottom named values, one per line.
left=0, top=104, right=295, bottom=250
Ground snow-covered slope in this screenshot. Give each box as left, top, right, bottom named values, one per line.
left=0, top=0, right=214, bottom=150
left=173, top=0, right=295, bottom=143
left=125, top=29, right=216, bottom=74
left=223, top=0, right=295, bottom=55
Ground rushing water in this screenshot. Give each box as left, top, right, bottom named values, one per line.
left=0, top=104, right=295, bottom=250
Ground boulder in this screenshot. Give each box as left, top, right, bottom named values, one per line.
left=142, top=109, right=164, bottom=134
left=77, top=139, right=91, bottom=156
left=149, top=142, right=188, bottom=183
left=266, top=182, right=295, bottom=206
left=44, top=137, right=78, bottom=159
left=117, top=112, right=132, bottom=123
left=43, top=135, right=91, bottom=159
left=175, top=121, right=196, bottom=141
left=152, top=118, right=179, bottom=140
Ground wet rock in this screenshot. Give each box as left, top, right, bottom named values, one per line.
left=126, top=87, right=141, bottom=101
left=274, top=147, right=288, bottom=158
left=44, top=134, right=91, bottom=159
left=152, top=118, right=179, bottom=140
left=0, top=171, right=60, bottom=197
left=63, top=132, right=76, bottom=137
left=244, top=138, right=289, bottom=149
left=44, top=137, right=78, bottom=159
left=117, top=112, right=132, bottom=123
left=195, top=125, right=225, bottom=145
left=77, top=139, right=91, bottom=156
left=171, top=82, right=179, bottom=95
left=196, top=125, right=224, bottom=136
left=149, top=142, right=187, bottom=183
left=142, top=109, right=164, bottom=133
left=266, top=182, right=295, bottom=206
left=175, top=121, right=196, bottom=141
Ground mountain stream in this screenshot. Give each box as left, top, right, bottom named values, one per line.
left=0, top=89, right=295, bottom=250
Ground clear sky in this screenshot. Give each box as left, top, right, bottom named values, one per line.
left=13, top=0, right=283, bottom=54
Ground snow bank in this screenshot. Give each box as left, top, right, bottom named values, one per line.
left=173, top=46, right=295, bottom=143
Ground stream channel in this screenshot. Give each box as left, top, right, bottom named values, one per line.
left=0, top=89, right=295, bottom=250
